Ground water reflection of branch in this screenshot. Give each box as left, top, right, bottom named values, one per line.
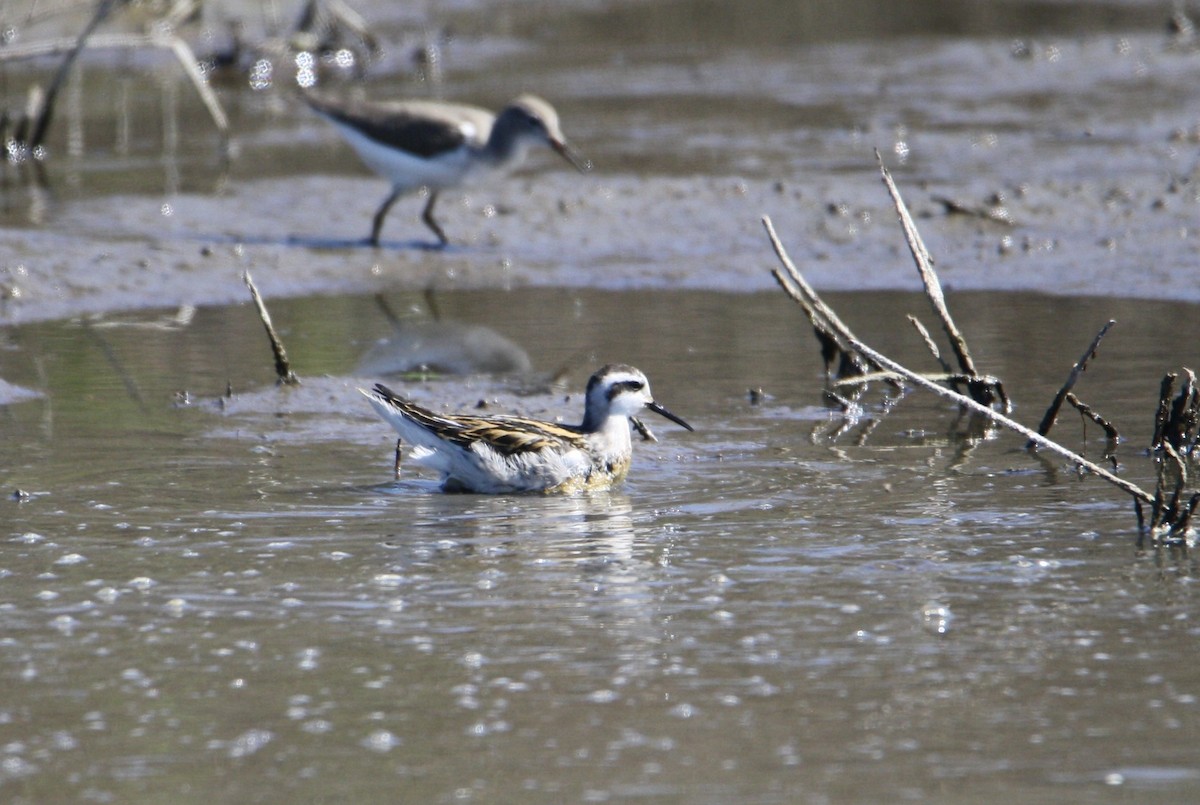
left=78, top=317, right=147, bottom=413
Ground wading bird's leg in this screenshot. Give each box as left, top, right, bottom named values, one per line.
left=420, top=190, right=448, bottom=248
left=370, top=187, right=403, bottom=246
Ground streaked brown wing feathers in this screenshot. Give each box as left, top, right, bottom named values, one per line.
left=447, top=416, right=586, bottom=456
left=374, top=386, right=584, bottom=456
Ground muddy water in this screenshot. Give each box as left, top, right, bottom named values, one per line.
left=2, top=287, right=1199, bottom=803
left=2, top=0, right=1200, bottom=802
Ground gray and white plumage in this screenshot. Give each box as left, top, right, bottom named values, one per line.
left=304, top=91, right=589, bottom=246
left=360, top=364, right=692, bottom=494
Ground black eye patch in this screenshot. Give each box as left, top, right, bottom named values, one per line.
left=608, top=379, right=645, bottom=399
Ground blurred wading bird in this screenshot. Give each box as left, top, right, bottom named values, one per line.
left=304, top=91, right=589, bottom=246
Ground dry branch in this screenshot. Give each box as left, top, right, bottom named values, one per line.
left=243, top=272, right=299, bottom=386
left=765, top=213, right=1155, bottom=509
left=876, top=152, right=976, bottom=377
left=875, top=152, right=1009, bottom=410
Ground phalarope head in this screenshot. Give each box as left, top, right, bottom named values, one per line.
left=580, top=364, right=692, bottom=433
left=360, top=364, right=691, bottom=494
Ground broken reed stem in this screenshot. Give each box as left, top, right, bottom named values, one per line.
left=1030, top=319, right=1117, bottom=446
left=764, top=214, right=1155, bottom=508
left=243, top=271, right=299, bottom=386
left=1168, top=369, right=1199, bottom=449
left=1151, top=372, right=1177, bottom=449
left=876, top=150, right=980, bottom=379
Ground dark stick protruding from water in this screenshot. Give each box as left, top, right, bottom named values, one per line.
left=1029, top=319, right=1117, bottom=447
left=243, top=271, right=299, bottom=386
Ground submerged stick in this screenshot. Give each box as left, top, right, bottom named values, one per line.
left=243, top=271, right=299, bottom=386
left=764, top=214, right=1154, bottom=507
left=1030, top=319, right=1116, bottom=446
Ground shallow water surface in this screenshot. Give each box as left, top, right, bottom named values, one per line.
left=1, top=288, right=1198, bottom=803
left=2, top=0, right=1200, bottom=801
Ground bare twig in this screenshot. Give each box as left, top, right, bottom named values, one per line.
left=629, top=416, right=657, bottom=442
left=325, top=0, right=381, bottom=53
left=877, top=152, right=976, bottom=376
left=243, top=271, right=299, bottom=386
left=1065, top=393, right=1120, bottom=443
left=1151, top=369, right=1200, bottom=453
left=765, top=214, right=1155, bottom=508
left=1169, top=369, right=1199, bottom=450
left=1030, top=319, right=1116, bottom=446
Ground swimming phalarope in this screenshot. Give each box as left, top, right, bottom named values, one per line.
left=361, top=364, right=693, bottom=494
left=303, top=91, right=590, bottom=247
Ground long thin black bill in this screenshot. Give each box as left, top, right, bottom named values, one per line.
left=646, top=401, right=693, bottom=431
